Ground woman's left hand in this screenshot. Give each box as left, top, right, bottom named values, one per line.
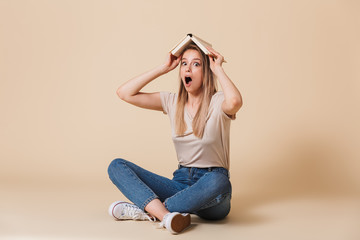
left=206, top=46, right=225, bottom=73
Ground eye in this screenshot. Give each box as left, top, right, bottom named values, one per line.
left=193, top=62, right=201, bottom=67
left=181, top=62, right=187, bottom=66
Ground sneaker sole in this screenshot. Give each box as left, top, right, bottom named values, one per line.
left=169, top=213, right=191, bottom=234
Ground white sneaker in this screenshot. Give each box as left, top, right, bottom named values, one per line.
left=159, top=212, right=191, bottom=234
left=108, top=201, right=155, bottom=221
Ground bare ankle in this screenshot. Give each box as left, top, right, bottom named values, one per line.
left=145, top=199, right=170, bottom=221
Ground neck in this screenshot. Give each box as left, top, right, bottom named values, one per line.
left=187, top=92, right=203, bottom=107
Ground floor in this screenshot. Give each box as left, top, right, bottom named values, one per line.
left=1, top=181, right=360, bottom=240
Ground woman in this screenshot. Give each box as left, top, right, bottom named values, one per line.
left=108, top=42, right=242, bottom=234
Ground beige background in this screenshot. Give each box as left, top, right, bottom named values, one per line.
left=1, top=0, right=360, bottom=239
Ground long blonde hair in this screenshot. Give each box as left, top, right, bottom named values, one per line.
left=175, top=43, right=217, bottom=138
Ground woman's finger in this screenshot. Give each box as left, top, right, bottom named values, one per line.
left=206, top=47, right=217, bottom=57
left=207, top=47, right=225, bottom=62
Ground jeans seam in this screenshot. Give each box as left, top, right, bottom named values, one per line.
left=122, top=161, right=158, bottom=209
left=164, top=199, right=169, bottom=210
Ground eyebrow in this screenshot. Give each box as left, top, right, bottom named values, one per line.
left=181, top=58, right=202, bottom=61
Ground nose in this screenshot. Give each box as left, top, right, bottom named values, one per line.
left=185, top=65, right=191, bottom=72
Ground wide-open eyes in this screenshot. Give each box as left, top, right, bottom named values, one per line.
left=181, top=61, right=201, bottom=67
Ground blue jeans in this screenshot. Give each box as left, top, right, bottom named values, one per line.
left=108, top=158, right=232, bottom=220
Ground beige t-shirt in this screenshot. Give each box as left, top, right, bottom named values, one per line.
left=160, top=91, right=235, bottom=170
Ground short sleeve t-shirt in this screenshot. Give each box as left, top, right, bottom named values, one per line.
left=160, top=91, right=235, bottom=170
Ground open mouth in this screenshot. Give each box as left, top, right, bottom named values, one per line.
left=185, top=77, right=192, bottom=84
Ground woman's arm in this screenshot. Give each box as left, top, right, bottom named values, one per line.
left=116, top=53, right=181, bottom=111
left=206, top=47, right=243, bottom=116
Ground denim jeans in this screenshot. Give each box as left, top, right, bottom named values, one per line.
left=108, top=158, right=232, bottom=220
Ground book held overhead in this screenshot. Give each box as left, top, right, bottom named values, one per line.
left=170, top=34, right=212, bottom=57
left=170, top=33, right=226, bottom=63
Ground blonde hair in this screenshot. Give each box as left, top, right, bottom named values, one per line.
left=175, top=43, right=217, bottom=138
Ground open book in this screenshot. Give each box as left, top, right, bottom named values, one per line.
left=170, top=33, right=212, bottom=57
left=170, top=33, right=226, bottom=62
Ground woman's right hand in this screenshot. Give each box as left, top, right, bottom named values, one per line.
left=161, top=53, right=182, bottom=74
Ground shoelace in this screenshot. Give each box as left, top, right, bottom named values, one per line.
left=157, top=222, right=165, bottom=229
left=122, top=204, right=156, bottom=221
left=157, top=220, right=167, bottom=229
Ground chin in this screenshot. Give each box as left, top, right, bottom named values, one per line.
left=186, top=87, right=202, bottom=95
